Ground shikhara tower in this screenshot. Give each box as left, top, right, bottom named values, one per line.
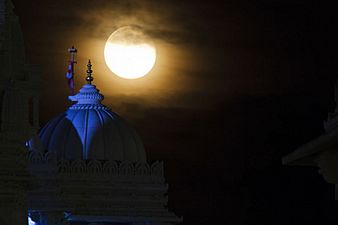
left=0, top=1, right=181, bottom=225
left=0, top=0, right=40, bottom=224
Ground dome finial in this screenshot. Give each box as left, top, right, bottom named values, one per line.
left=86, top=59, right=94, bottom=84
left=69, top=59, right=103, bottom=105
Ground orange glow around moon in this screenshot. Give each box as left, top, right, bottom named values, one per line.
left=104, top=26, right=156, bottom=79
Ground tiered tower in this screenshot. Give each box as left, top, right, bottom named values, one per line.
left=0, top=0, right=40, bottom=224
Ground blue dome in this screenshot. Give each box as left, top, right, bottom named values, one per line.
left=39, top=84, right=146, bottom=162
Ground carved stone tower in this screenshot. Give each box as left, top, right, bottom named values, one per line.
left=0, top=0, right=40, bottom=224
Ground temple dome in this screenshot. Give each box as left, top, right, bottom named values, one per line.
left=39, top=83, right=146, bottom=162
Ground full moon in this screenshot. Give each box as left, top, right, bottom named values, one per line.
left=104, top=26, right=156, bottom=79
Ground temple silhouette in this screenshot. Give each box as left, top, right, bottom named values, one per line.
left=0, top=1, right=181, bottom=225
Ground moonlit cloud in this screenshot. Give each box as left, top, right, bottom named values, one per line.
left=15, top=0, right=231, bottom=100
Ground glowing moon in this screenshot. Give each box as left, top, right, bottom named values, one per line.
left=104, top=26, right=156, bottom=79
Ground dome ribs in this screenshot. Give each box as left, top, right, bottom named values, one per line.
left=39, top=84, right=146, bottom=162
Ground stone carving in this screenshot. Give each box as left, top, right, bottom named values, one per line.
left=58, top=160, right=70, bottom=173
left=29, top=157, right=164, bottom=179
left=135, top=162, right=150, bottom=176
left=28, top=150, right=43, bottom=164
left=103, top=160, right=118, bottom=175
left=44, top=151, right=56, bottom=164
left=71, top=159, right=87, bottom=173
left=87, top=160, right=102, bottom=174
left=151, top=161, right=164, bottom=177
left=28, top=150, right=56, bottom=165
left=119, top=160, right=134, bottom=176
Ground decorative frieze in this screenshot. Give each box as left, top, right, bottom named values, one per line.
left=28, top=151, right=164, bottom=179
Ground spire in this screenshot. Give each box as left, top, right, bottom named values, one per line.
left=86, top=59, right=93, bottom=84
left=68, top=60, right=104, bottom=108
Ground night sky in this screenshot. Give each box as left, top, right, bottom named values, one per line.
left=11, top=0, right=338, bottom=224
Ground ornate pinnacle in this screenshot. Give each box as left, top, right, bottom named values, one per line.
left=86, top=59, right=94, bottom=84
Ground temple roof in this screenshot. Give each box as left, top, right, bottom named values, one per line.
left=39, top=63, right=146, bottom=162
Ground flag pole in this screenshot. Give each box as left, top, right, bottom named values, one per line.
left=66, top=46, right=77, bottom=95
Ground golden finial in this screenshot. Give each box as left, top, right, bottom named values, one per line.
left=86, top=59, right=94, bottom=84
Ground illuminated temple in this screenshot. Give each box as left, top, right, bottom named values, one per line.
left=0, top=1, right=181, bottom=224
